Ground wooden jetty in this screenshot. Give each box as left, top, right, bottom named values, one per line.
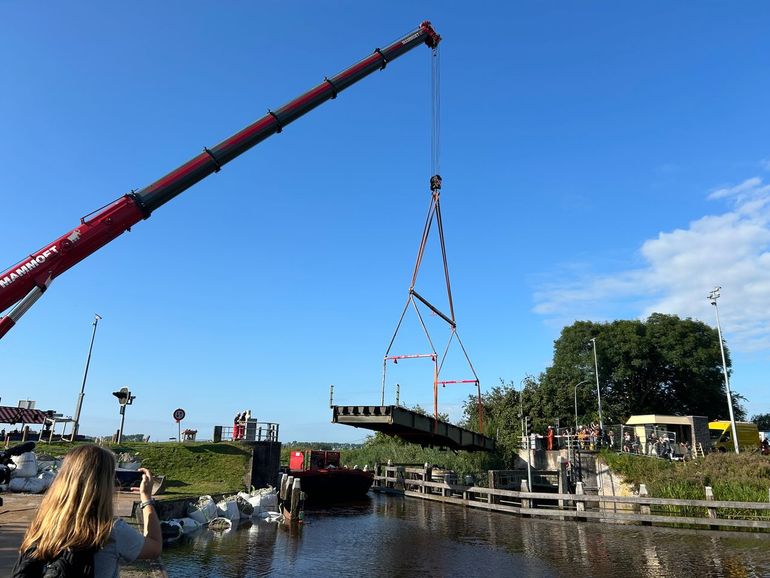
left=373, top=464, right=770, bottom=531
left=331, top=405, right=495, bottom=451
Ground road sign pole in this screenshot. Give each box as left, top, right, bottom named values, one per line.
left=172, top=408, right=186, bottom=442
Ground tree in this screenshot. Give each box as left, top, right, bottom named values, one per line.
left=462, top=379, right=522, bottom=465
left=751, top=413, right=770, bottom=431
left=534, top=314, right=745, bottom=426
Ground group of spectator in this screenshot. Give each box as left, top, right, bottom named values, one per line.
left=622, top=430, right=641, bottom=453
left=549, top=424, right=612, bottom=451
left=574, top=423, right=610, bottom=450
left=620, top=429, right=689, bottom=459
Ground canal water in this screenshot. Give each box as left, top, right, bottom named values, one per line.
left=162, top=493, right=770, bottom=577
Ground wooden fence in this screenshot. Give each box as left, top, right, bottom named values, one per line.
left=372, top=465, right=770, bottom=531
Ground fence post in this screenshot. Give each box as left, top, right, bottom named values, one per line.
left=705, top=486, right=718, bottom=519
left=575, top=481, right=586, bottom=521
left=520, top=479, right=531, bottom=514
left=558, top=457, right=568, bottom=510
left=639, top=483, right=652, bottom=526
left=705, top=485, right=720, bottom=529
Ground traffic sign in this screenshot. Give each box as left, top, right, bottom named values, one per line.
left=173, top=408, right=186, bottom=422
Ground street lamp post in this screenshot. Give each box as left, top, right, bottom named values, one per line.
left=708, top=287, right=740, bottom=454
left=589, top=338, right=604, bottom=433
left=71, top=313, right=102, bottom=441
left=573, top=379, right=592, bottom=432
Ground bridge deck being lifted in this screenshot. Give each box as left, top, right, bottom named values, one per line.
left=332, top=405, right=495, bottom=452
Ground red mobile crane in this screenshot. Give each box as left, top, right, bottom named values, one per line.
left=0, top=22, right=441, bottom=340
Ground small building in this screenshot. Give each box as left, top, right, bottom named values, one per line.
left=624, top=414, right=710, bottom=455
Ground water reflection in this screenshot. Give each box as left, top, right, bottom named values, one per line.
left=162, top=494, right=770, bottom=577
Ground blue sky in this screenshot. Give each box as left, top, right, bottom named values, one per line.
left=2, top=2, right=769, bottom=443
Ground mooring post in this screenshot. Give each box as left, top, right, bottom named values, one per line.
left=290, top=478, right=302, bottom=519
left=279, top=473, right=288, bottom=501
left=284, top=475, right=295, bottom=516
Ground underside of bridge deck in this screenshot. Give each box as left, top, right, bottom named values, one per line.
left=331, top=405, right=495, bottom=452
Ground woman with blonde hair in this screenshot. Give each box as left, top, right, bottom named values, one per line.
left=13, top=443, right=161, bottom=577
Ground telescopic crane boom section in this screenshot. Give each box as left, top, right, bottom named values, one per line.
left=0, top=22, right=441, bottom=340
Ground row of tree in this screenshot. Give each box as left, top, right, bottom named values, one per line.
left=462, top=313, right=751, bottom=461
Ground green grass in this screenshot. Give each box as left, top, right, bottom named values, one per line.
left=36, top=441, right=252, bottom=498
left=601, top=450, right=770, bottom=519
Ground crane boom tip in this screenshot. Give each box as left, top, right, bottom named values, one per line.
left=420, top=21, right=442, bottom=48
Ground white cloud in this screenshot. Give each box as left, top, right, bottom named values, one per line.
left=533, top=177, right=770, bottom=353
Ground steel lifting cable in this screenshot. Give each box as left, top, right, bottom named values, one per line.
left=431, top=46, right=441, bottom=180
left=381, top=43, right=484, bottom=432
left=408, top=45, right=441, bottom=291
left=429, top=44, right=483, bottom=430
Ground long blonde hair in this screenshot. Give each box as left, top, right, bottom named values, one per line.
left=20, top=444, right=116, bottom=558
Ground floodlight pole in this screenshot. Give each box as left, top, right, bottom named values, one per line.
left=573, top=379, right=591, bottom=432
left=590, top=338, right=604, bottom=433
left=71, top=313, right=102, bottom=441
left=520, top=379, right=532, bottom=493
left=708, top=287, right=739, bottom=454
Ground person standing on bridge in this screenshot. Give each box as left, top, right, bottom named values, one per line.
left=546, top=425, right=555, bottom=450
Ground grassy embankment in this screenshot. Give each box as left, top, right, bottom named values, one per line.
left=39, top=442, right=251, bottom=498
left=41, top=438, right=498, bottom=497
left=602, top=449, right=770, bottom=519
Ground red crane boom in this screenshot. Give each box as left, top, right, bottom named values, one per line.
left=0, top=22, right=441, bottom=340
